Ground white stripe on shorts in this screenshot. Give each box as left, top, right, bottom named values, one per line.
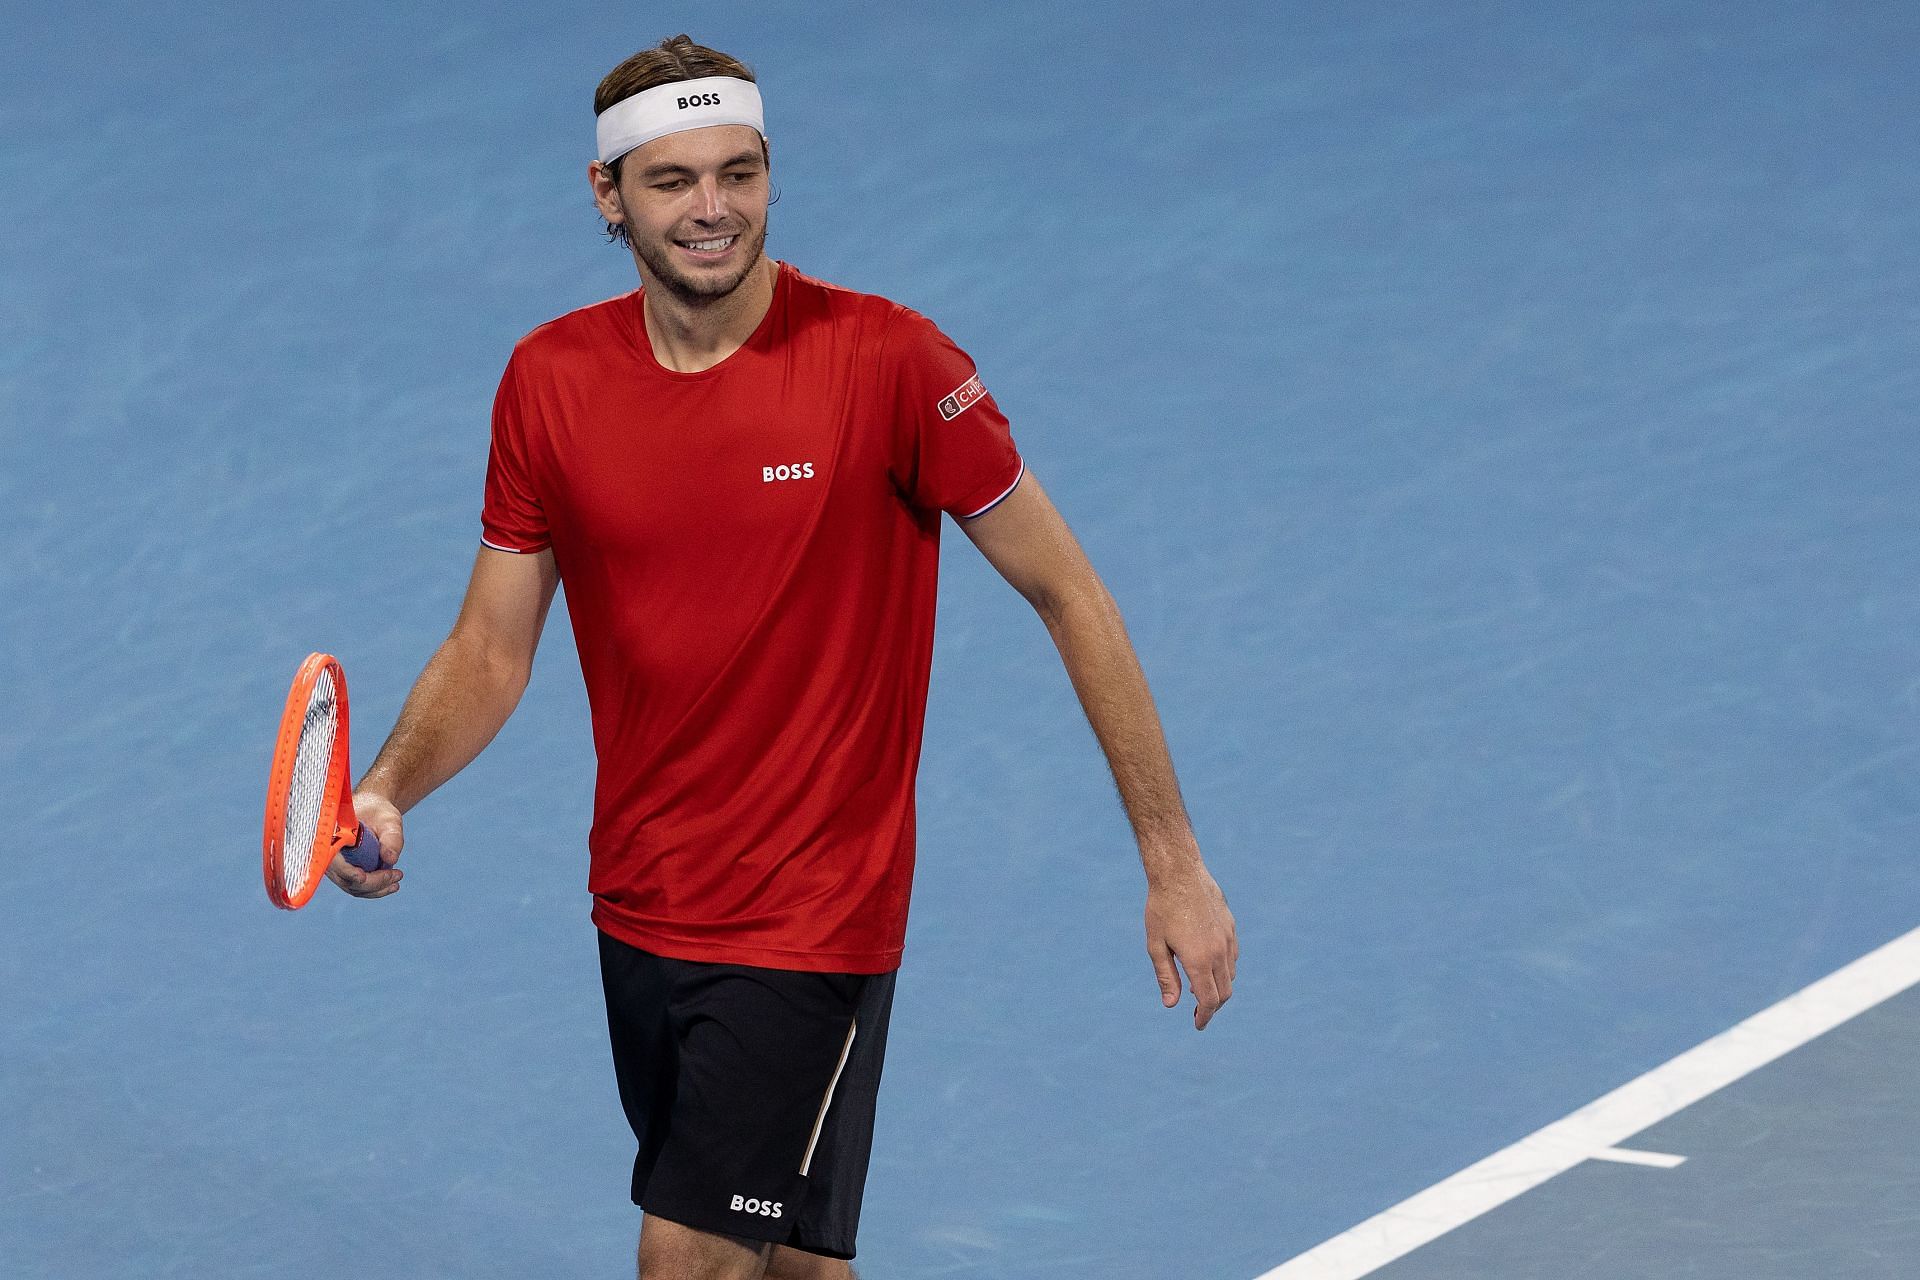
left=799, top=1016, right=858, bottom=1176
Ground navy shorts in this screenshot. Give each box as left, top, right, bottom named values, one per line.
left=596, top=929, right=897, bottom=1261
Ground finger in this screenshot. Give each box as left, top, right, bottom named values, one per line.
left=1148, top=938, right=1181, bottom=1008
left=329, top=853, right=401, bottom=898
left=1189, top=964, right=1224, bottom=1031
left=373, top=823, right=404, bottom=867
left=351, top=793, right=405, bottom=860
left=328, top=851, right=368, bottom=893
left=343, top=873, right=402, bottom=899
left=356, top=867, right=402, bottom=897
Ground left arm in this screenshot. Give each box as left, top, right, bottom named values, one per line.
left=958, top=468, right=1238, bottom=1029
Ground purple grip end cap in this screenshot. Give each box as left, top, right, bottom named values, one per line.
left=344, top=823, right=384, bottom=872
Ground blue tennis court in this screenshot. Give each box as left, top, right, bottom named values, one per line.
left=4, top=3, right=1917, bottom=1277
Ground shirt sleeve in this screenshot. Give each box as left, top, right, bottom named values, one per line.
left=883, top=306, right=1025, bottom=520
left=480, top=351, right=552, bottom=553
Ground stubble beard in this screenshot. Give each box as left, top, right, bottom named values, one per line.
left=632, top=215, right=770, bottom=307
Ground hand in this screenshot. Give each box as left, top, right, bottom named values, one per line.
left=327, top=790, right=405, bottom=900
left=1145, top=864, right=1237, bottom=1030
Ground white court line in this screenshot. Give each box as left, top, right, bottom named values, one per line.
left=1590, top=1146, right=1686, bottom=1169
left=1257, top=923, right=1920, bottom=1280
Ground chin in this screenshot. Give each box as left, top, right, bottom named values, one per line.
left=643, top=229, right=767, bottom=303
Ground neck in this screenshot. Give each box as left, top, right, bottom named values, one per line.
left=637, top=255, right=778, bottom=373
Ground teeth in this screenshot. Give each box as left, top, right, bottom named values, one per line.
left=683, top=236, right=735, bottom=252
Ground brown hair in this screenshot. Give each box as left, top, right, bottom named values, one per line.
left=595, top=35, right=768, bottom=249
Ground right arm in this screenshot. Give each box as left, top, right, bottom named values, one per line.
left=328, top=545, right=560, bottom=899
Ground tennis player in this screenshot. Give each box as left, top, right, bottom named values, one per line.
left=330, top=34, right=1236, bottom=1280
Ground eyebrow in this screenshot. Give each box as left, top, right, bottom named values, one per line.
left=636, top=151, right=766, bottom=181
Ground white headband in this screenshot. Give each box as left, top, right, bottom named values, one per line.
left=596, top=75, right=766, bottom=166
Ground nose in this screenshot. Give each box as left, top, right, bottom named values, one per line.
left=692, top=174, right=727, bottom=224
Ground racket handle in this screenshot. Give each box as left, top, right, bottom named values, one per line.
left=343, top=822, right=385, bottom=872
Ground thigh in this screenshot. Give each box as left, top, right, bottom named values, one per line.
left=637, top=1212, right=769, bottom=1280
left=642, top=962, right=868, bottom=1250
left=780, top=966, right=896, bottom=1261
left=599, top=930, right=681, bottom=1200
left=765, top=1243, right=854, bottom=1280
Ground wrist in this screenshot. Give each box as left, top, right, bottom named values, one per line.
left=354, top=778, right=405, bottom=813
left=1140, top=829, right=1203, bottom=888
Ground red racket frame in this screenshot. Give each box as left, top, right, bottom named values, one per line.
left=262, top=652, right=361, bottom=910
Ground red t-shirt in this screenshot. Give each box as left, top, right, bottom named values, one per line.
left=481, top=260, right=1024, bottom=973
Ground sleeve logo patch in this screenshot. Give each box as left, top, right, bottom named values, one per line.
left=937, top=373, right=988, bottom=421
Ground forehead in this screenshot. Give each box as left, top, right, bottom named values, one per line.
left=623, top=124, right=765, bottom=174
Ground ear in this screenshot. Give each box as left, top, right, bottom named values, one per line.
left=589, top=160, right=624, bottom=223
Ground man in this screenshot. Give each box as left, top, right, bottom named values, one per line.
left=330, top=34, right=1235, bottom=1280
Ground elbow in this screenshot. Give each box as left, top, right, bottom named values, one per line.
left=1036, top=579, right=1116, bottom=632
left=445, top=625, right=535, bottom=699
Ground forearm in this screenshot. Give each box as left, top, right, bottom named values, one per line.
left=355, top=629, right=531, bottom=814
left=1040, top=589, right=1202, bottom=885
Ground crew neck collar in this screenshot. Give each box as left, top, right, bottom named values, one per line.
left=627, top=259, right=788, bottom=381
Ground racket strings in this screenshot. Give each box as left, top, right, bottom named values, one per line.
left=281, top=668, right=339, bottom=895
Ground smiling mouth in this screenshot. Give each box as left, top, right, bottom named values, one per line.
left=677, top=235, right=738, bottom=257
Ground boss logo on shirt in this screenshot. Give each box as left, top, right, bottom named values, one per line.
left=763, top=462, right=816, bottom=482
left=937, top=373, right=988, bottom=421
left=730, top=1194, right=784, bottom=1218
left=678, top=91, right=723, bottom=110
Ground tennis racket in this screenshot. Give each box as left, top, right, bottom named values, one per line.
left=262, top=652, right=385, bottom=909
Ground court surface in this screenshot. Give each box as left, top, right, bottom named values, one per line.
left=4, top=3, right=1916, bottom=1277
